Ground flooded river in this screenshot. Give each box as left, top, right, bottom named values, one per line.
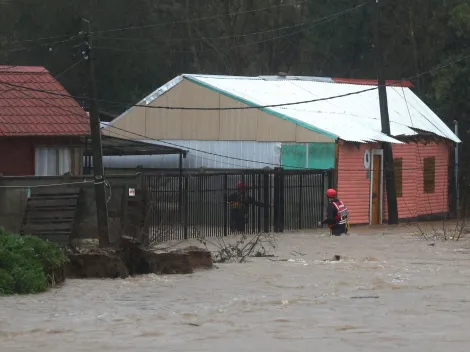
left=2, top=226, right=470, bottom=351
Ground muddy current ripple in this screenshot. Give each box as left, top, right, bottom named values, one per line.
left=2, top=230, right=470, bottom=351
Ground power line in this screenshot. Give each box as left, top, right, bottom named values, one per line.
left=1, top=50, right=468, bottom=112
left=0, top=86, right=456, bottom=172
left=103, top=123, right=454, bottom=172
left=0, top=79, right=379, bottom=110
left=0, top=88, right=454, bottom=173
left=92, top=0, right=329, bottom=35
left=0, top=81, right=452, bottom=172
left=4, top=0, right=317, bottom=45
left=7, top=33, right=79, bottom=45
left=94, top=2, right=371, bottom=55
left=0, top=44, right=465, bottom=169
left=53, top=58, right=84, bottom=80
left=94, top=1, right=371, bottom=44
left=0, top=59, right=85, bottom=101
left=5, top=36, right=80, bottom=53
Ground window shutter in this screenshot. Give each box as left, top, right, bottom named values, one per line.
left=393, top=158, right=403, bottom=197
left=423, top=157, right=435, bottom=194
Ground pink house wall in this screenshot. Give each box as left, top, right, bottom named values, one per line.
left=383, top=142, right=450, bottom=221
left=337, top=141, right=450, bottom=225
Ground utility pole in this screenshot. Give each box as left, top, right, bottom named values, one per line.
left=82, top=19, right=110, bottom=246
left=454, top=120, right=460, bottom=217
left=375, top=0, right=398, bottom=224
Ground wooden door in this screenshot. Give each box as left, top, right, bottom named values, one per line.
left=371, top=154, right=382, bottom=224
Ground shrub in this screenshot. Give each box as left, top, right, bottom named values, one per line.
left=0, top=228, right=68, bottom=295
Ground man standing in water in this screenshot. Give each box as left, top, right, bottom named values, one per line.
left=226, top=180, right=267, bottom=233
left=319, top=188, right=349, bottom=236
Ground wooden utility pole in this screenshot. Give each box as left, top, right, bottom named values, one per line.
left=82, top=19, right=110, bottom=246
left=375, top=0, right=399, bottom=224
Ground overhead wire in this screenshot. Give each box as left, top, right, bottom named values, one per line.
left=93, top=1, right=372, bottom=54
left=4, top=0, right=324, bottom=45
left=0, top=49, right=465, bottom=169
left=0, top=46, right=82, bottom=100
left=94, top=2, right=370, bottom=44
left=91, top=0, right=336, bottom=35
left=0, top=78, right=378, bottom=110
left=400, top=85, right=441, bottom=217
left=0, top=49, right=469, bottom=113
left=0, top=0, right=464, bottom=173
left=92, top=48, right=466, bottom=170
left=5, top=36, right=81, bottom=53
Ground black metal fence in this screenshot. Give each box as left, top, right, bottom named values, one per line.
left=143, top=169, right=334, bottom=242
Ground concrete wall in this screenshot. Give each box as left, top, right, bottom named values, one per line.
left=0, top=174, right=142, bottom=242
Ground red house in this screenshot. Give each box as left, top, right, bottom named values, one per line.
left=0, top=66, right=90, bottom=176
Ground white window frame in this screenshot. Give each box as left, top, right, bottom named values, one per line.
left=35, top=146, right=72, bottom=176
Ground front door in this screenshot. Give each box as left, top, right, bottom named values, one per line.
left=371, top=154, right=382, bottom=224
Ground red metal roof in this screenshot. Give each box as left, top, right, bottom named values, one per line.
left=0, top=66, right=90, bottom=136
left=331, top=77, right=414, bottom=88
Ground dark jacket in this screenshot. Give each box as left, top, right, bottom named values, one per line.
left=226, top=191, right=266, bottom=212
left=321, top=198, right=340, bottom=225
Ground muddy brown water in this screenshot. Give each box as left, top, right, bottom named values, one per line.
left=2, top=227, right=470, bottom=351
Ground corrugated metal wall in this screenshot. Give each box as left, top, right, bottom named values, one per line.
left=103, top=140, right=282, bottom=169
left=105, top=78, right=333, bottom=143
left=337, top=141, right=450, bottom=225
left=383, top=142, right=450, bottom=220
left=337, top=143, right=375, bottom=224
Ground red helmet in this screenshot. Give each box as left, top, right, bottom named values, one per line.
left=236, top=180, right=246, bottom=190
left=326, top=189, right=337, bottom=198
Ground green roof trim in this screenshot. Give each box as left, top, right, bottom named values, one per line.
left=184, top=75, right=338, bottom=141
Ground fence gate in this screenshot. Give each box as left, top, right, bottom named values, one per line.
left=144, top=169, right=333, bottom=242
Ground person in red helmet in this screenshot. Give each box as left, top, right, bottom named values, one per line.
left=319, top=188, right=349, bottom=236
left=226, top=180, right=268, bottom=232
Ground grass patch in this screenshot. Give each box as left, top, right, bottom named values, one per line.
left=0, top=228, right=68, bottom=295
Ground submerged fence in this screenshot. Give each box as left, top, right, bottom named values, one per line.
left=143, top=168, right=334, bottom=242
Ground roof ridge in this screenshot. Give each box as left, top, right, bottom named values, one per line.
left=0, top=66, right=49, bottom=74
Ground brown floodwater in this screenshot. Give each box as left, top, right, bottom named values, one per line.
left=2, top=226, right=470, bottom=351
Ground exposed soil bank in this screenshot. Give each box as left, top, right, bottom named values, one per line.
left=66, top=238, right=212, bottom=279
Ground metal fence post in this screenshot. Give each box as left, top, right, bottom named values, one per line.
left=263, top=171, right=270, bottom=233
left=279, top=168, right=285, bottom=233
left=298, top=174, right=303, bottom=229
left=223, top=174, right=228, bottom=236
left=327, top=168, right=334, bottom=189
left=183, top=176, right=189, bottom=239
left=257, top=173, right=262, bottom=233
left=273, top=169, right=280, bottom=233
left=251, top=173, right=256, bottom=233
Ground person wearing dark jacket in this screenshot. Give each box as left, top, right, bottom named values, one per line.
left=226, top=180, right=267, bottom=232
left=320, top=188, right=349, bottom=236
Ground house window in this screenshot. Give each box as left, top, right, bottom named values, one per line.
left=423, top=157, right=435, bottom=194
left=393, top=158, right=403, bottom=198
left=35, top=147, right=72, bottom=176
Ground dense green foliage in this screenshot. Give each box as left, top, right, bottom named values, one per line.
left=0, top=228, right=68, bottom=295
left=0, top=0, right=468, bottom=179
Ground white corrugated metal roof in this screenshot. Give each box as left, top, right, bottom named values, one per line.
left=179, top=74, right=460, bottom=144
